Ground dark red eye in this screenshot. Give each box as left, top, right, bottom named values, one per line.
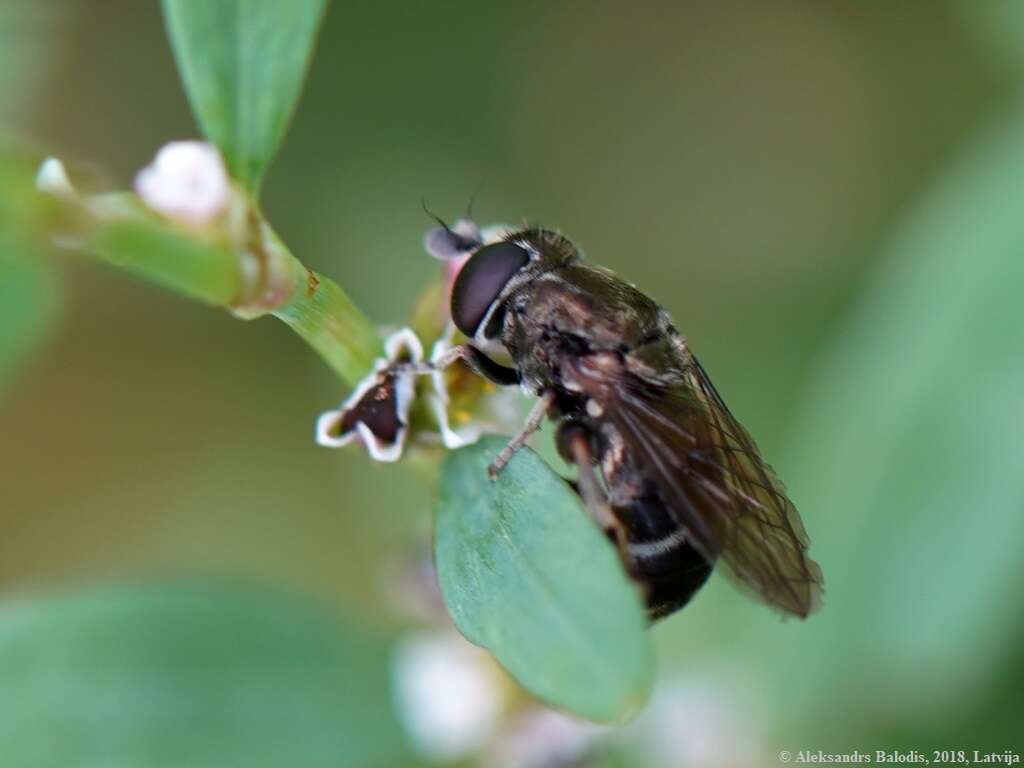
left=450, top=241, right=529, bottom=336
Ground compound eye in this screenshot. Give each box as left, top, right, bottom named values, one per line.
left=450, top=241, right=529, bottom=336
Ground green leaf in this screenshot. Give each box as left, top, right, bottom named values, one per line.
left=0, top=148, right=61, bottom=392
left=782, top=101, right=1024, bottom=714
left=0, top=582, right=410, bottom=768
left=434, top=436, right=654, bottom=722
left=956, top=0, right=1024, bottom=72
left=161, top=0, right=328, bottom=193
left=0, top=6, right=62, bottom=129
left=0, top=242, right=58, bottom=394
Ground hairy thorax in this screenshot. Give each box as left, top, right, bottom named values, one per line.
left=503, top=264, right=667, bottom=390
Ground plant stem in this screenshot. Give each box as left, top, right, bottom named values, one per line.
left=14, top=162, right=383, bottom=389
left=273, top=271, right=381, bottom=387
left=89, top=212, right=381, bottom=386
left=236, top=212, right=382, bottom=386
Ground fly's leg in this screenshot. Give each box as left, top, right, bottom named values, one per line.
left=392, top=343, right=520, bottom=387
left=557, top=421, right=638, bottom=579
left=389, top=343, right=467, bottom=376
left=487, top=391, right=554, bottom=478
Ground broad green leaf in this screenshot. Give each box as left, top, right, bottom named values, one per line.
left=0, top=582, right=409, bottom=768
left=434, top=437, right=654, bottom=722
left=781, top=101, right=1024, bottom=716
left=162, top=0, right=328, bottom=193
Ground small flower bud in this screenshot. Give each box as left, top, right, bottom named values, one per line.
left=36, top=157, right=75, bottom=198
left=134, top=141, right=229, bottom=226
left=422, top=218, right=481, bottom=261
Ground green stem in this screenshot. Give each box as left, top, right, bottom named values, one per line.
left=240, top=214, right=382, bottom=386
left=40, top=188, right=380, bottom=389
left=90, top=213, right=381, bottom=386
left=273, top=271, right=381, bottom=387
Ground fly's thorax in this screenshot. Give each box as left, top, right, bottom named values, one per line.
left=511, top=267, right=668, bottom=355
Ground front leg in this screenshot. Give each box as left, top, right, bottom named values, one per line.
left=487, top=390, right=555, bottom=478
left=393, top=343, right=520, bottom=387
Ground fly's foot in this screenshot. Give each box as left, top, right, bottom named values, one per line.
left=487, top=439, right=523, bottom=478
left=485, top=391, right=555, bottom=480
left=486, top=459, right=504, bottom=480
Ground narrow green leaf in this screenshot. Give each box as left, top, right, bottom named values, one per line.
left=0, top=582, right=409, bottom=768
left=0, top=239, right=58, bottom=394
left=0, top=154, right=60, bottom=393
left=434, top=436, right=654, bottom=722
left=162, top=0, right=328, bottom=193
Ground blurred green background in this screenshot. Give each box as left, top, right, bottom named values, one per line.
left=1, top=1, right=1022, bottom=766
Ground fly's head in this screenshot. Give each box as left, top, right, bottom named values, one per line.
left=438, top=226, right=580, bottom=360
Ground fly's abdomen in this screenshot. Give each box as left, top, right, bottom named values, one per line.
left=614, top=493, right=714, bottom=620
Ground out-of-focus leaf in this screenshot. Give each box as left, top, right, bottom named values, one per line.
left=161, top=0, right=328, bottom=193
left=0, top=152, right=60, bottom=393
left=781, top=102, right=1024, bottom=718
left=0, top=6, right=67, bottom=130
left=434, top=436, right=654, bottom=722
left=956, top=0, right=1024, bottom=72
left=0, top=248, right=56, bottom=382
left=0, top=582, right=410, bottom=768
left=0, top=239, right=58, bottom=394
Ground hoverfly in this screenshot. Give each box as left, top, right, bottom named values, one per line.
left=418, top=219, right=825, bottom=621
left=324, top=218, right=824, bottom=620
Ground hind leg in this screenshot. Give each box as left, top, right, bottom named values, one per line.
left=556, top=421, right=638, bottom=578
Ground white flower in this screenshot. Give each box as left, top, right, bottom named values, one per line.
left=134, top=141, right=229, bottom=226
left=315, top=328, right=423, bottom=462
left=427, top=334, right=482, bottom=449
left=392, top=630, right=503, bottom=762
left=634, top=673, right=764, bottom=768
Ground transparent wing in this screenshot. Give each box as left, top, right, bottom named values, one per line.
left=608, top=358, right=824, bottom=617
